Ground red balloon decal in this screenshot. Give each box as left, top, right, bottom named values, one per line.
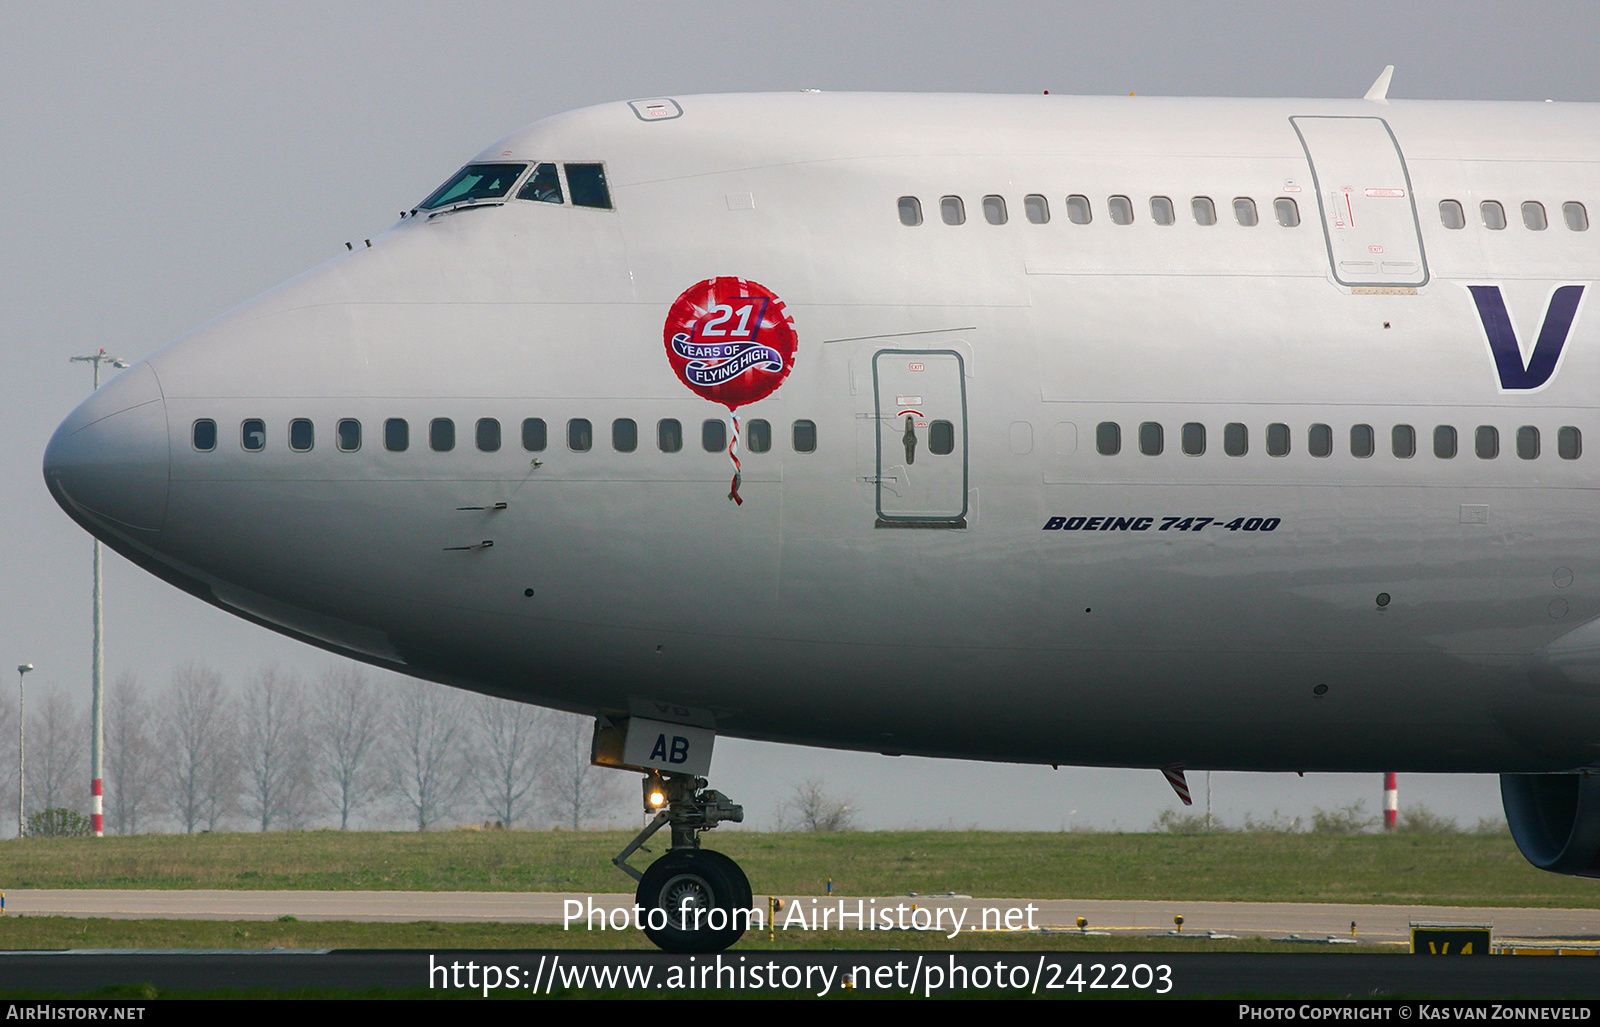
left=663, top=278, right=798, bottom=506
left=663, top=278, right=798, bottom=410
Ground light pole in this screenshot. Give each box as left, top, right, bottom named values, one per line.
left=16, top=664, right=32, bottom=838
left=69, top=349, right=127, bottom=839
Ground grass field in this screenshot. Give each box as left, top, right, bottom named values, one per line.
left=0, top=829, right=1594, bottom=908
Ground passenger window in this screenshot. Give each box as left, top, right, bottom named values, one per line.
left=1233, top=197, right=1259, bottom=227
left=567, top=418, right=592, bottom=452
left=1266, top=422, right=1290, bottom=457
left=564, top=164, right=612, bottom=209
left=1481, top=200, right=1507, bottom=230
left=1433, top=425, right=1457, bottom=459
left=192, top=419, right=216, bottom=452
left=929, top=420, right=955, bottom=456
left=430, top=418, right=455, bottom=452
left=242, top=418, right=266, bottom=452
left=1181, top=422, right=1206, bottom=456
left=1563, top=202, right=1589, bottom=232
left=385, top=418, right=409, bottom=452
left=898, top=196, right=923, bottom=226
left=1392, top=424, right=1416, bottom=459
left=612, top=418, right=637, bottom=453
left=1308, top=423, right=1332, bottom=457
left=702, top=419, right=727, bottom=452
left=1192, top=197, right=1217, bottom=226
left=1439, top=200, right=1466, bottom=229
left=289, top=418, right=314, bottom=453
left=1108, top=195, right=1133, bottom=225
left=1350, top=424, right=1375, bottom=458
left=1522, top=201, right=1548, bottom=231
left=516, top=162, right=563, bottom=204
left=792, top=419, right=817, bottom=453
left=940, top=196, right=966, bottom=226
left=1066, top=195, right=1092, bottom=225
left=1518, top=425, right=1540, bottom=460
left=1273, top=197, right=1300, bottom=227
left=1475, top=426, right=1499, bottom=459
left=746, top=419, right=771, bottom=453
left=1224, top=422, right=1248, bottom=457
left=476, top=418, right=501, bottom=452
left=337, top=418, right=361, bottom=452
left=657, top=418, right=683, bottom=453
left=1150, top=196, right=1175, bottom=225
left=1559, top=426, right=1582, bottom=460
left=521, top=417, right=547, bottom=452
left=982, top=195, right=1008, bottom=225
left=1139, top=421, right=1163, bottom=456
left=1096, top=421, right=1121, bottom=456
left=1024, top=195, right=1050, bottom=224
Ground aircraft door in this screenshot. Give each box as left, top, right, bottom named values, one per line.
left=1291, top=116, right=1429, bottom=288
left=873, top=349, right=968, bottom=527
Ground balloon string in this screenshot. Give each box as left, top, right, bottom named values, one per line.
left=727, top=410, right=743, bottom=505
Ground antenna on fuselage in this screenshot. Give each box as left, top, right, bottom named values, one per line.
left=1363, top=65, right=1395, bottom=104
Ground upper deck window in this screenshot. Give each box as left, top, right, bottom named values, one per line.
left=1065, top=195, right=1091, bottom=224
left=1522, top=201, right=1548, bottom=231
left=898, top=196, right=923, bottom=226
left=516, top=163, right=563, bottom=204
left=1233, top=197, right=1259, bottom=227
left=982, top=195, right=1008, bottom=225
left=564, top=164, right=613, bottom=209
left=1150, top=196, right=1175, bottom=225
left=417, top=163, right=527, bottom=210
left=1439, top=200, right=1466, bottom=229
left=1108, top=195, right=1134, bottom=225
left=1191, top=197, right=1217, bottom=226
left=1564, top=202, right=1589, bottom=232
left=940, top=196, right=966, bottom=225
left=1481, top=200, right=1507, bottom=230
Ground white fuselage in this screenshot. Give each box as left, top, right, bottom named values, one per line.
left=44, top=92, right=1600, bottom=775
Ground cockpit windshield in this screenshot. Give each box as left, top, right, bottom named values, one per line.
left=417, top=163, right=527, bottom=211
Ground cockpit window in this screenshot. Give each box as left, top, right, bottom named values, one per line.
left=516, top=163, right=563, bottom=204
left=565, top=163, right=613, bottom=209
left=417, top=163, right=527, bottom=210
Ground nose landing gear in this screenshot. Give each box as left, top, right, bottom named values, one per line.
left=612, top=770, right=751, bottom=953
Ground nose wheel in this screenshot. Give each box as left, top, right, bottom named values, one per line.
left=611, top=770, right=752, bottom=953
left=636, top=848, right=753, bottom=953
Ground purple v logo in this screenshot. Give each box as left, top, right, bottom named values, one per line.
left=1468, top=284, right=1585, bottom=391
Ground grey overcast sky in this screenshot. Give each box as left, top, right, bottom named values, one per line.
left=5, top=1, right=1600, bottom=833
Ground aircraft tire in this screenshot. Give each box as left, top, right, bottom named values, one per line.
left=636, top=848, right=751, bottom=953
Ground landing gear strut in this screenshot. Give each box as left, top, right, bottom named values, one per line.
left=612, top=770, right=751, bottom=953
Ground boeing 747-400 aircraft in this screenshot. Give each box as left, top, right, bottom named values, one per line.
left=42, top=81, right=1600, bottom=951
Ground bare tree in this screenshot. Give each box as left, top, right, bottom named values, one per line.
left=163, top=662, right=236, bottom=833
left=777, top=777, right=857, bottom=831
left=29, top=689, right=86, bottom=816
left=392, top=679, right=464, bottom=830
left=467, top=696, right=548, bottom=827
left=105, top=671, right=159, bottom=835
left=542, top=710, right=623, bottom=830
left=310, top=664, right=388, bottom=829
left=240, top=665, right=312, bottom=831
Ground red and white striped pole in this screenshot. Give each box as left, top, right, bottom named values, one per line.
left=1383, top=772, right=1398, bottom=831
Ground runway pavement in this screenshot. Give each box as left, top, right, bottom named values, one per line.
left=5, top=890, right=1597, bottom=945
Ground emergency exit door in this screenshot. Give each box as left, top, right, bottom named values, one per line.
left=874, top=350, right=968, bottom=528
left=1291, top=116, right=1430, bottom=288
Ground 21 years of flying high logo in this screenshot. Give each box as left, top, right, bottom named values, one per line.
left=663, top=278, right=798, bottom=505
left=663, top=278, right=797, bottom=409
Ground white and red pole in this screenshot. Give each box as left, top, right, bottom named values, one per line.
left=1383, top=772, right=1398, bottom=831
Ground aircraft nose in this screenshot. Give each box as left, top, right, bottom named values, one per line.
left=43, top=362, right=171, bottom=534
